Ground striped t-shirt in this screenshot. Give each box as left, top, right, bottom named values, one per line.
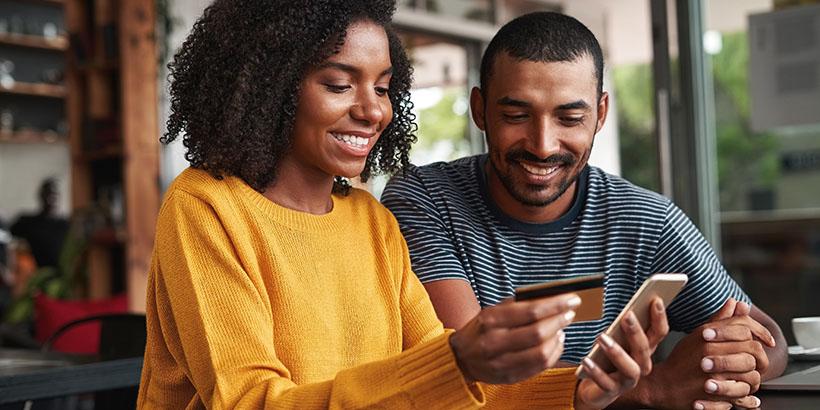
left=381, top=154, right=750, bottom=363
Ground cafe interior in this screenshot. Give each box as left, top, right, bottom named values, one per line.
left=0, top=0, right=818, bottom=408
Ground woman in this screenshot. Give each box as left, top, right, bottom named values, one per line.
left=137, top=1, right=667, bottom=408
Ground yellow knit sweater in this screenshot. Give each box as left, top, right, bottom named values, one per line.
left=137, top=168, right=577, bottom=409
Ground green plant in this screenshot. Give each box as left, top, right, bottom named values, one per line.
left=3, top=219, right=88, bottom=324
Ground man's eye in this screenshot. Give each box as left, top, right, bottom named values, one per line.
left=503, top=114, right=528, bottom=122
left=324, top=84, right=351, bottom=93
left=561, top=117, right=584, bottom=125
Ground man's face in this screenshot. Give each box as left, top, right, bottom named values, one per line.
left=471, top=52, right=608, bottom=211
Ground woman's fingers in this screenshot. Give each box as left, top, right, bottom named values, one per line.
left=693, top=401, right=733, bottom=410
left=619, top=311, right=653, bottom=375
left=645, top=297, right=669, bottom=346
left=596, top=333, right=641, bottom=387
left=580, top=356, right=619, bottom=393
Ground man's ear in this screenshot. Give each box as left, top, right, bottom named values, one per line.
left=469, top=86, right=486, bottom=131
left=595, top=91, right=609, bottom=133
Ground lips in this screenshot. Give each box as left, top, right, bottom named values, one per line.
left=520, top=162, right=560, bottom=176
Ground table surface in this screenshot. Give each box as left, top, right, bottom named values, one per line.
left=1, top=348, right=818, bottom=407
left=0, top=349, right=143, bottom=404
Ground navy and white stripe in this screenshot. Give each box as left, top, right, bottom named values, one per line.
left=381, top=154, right=750, bottom=363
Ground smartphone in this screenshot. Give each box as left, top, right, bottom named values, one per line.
left=514, top=274, right=605, bottom=323
left=575, top=273, right=688, bottom=378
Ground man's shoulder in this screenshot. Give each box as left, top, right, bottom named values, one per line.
left=385, top=155, right=481, bottom=195
left=586, top=166, right=671, bottom=211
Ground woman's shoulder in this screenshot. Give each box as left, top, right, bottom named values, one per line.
left=164, top=168, right=237, bottom=203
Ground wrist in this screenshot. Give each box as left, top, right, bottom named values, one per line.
left=448, top=332, right=475, bottom=384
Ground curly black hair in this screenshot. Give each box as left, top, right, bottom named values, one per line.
left=163, top=0, right=416, bottom=194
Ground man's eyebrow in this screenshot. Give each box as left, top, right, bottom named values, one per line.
left=317, top=62, right=393, bottom=77
left=497, top=96, right=530, bottom=107
left=556, top=100, right=591, bottom=110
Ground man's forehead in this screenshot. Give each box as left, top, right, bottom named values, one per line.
left=486, top=52, right=598, bottom=104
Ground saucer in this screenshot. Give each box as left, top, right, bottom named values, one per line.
left=789, top=345, right=820, bottom=361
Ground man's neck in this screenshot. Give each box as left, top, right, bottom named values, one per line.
left=484, top=160, right=577, bottom=224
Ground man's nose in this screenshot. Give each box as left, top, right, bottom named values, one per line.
left=528, top=120, right=560, bottom=159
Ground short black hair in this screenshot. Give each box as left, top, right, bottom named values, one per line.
left=163, top=0, right=416, bottom=194
left=479, top=11, right=604, bottom=98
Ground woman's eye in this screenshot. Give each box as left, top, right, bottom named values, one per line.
left=325, top=84, right=351, bottom=93
left=375, top=86, right=389, bottom=96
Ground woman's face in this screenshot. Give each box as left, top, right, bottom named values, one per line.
left=287, top=20, right=393, bottom=181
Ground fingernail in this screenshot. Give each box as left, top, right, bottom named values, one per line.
left=624, top=312, right=636, bottom=327
left=705, top=380, right=718, bottom=393
left=583, top=357, right=596, bottom=369
left=558, top=330, right=566, bottom=343
left=703, top=328, right=717, bottom=341
left=655, top=299, right=665, bottom=311
left=701, top=357, right=714, bottom=371
left=770, top=336, right=777, bottom=347
left=693, top=403, right=704, bottom=410
left=563, top=310, right=576, bottom=323
left=600, top=333, right=615, bottom=348
left=752, top=396, right=760, bottom=407
left=566, top=295, right=582, bottom=308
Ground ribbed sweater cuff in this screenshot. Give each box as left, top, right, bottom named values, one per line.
left=482, top=367, right=577, bottom=409
left=397, top=331, right=484, bottom=409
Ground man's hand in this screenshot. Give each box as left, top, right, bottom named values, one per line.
left=449, top=293, right=580, bottom=384
left=642, top=298, right=774, bottom=409
left=574, top=298, right=669, bottom=410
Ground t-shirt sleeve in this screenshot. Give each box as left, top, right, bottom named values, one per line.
left=650, top=202, right=751, bottom=333
left=381, top=167, right=471, bottom=284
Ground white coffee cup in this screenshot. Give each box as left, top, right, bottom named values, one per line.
left=792, top=317, right=820, bottom=349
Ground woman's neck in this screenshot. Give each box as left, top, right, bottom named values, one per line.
left=262, top=159, right=335, bottom=215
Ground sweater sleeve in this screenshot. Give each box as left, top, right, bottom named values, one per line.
left=149, top=190, right=483, bottom=409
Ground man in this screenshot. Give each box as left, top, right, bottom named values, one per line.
left=10, top=178, right=69, bottom=268
left=382, top=11, right=786, bottom=410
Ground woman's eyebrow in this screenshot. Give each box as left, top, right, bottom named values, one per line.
left=318, top=62, right=393, bottom=77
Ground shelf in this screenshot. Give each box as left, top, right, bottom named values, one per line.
left=0, top=81, right=66, bottom=98
left=0, top=130, right=66, bottom=144
left=11, top=0, right=64, bottom=6
left=0, top=34, right=68, bottom=51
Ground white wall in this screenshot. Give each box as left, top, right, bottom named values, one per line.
left=0, top=142, right=70, bottom=223
left=159, top=0, right=212, bottom=190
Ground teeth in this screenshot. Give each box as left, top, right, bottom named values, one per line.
left=520, top=163, right=559, bottom=176
left=332, top=133, right=368, bottom=148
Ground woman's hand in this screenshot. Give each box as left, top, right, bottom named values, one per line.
left=575, top=297, right=669, bottom=410
left=449, top=293, right=581, bottom=384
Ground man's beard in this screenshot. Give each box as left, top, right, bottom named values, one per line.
left=488, top=143, right=591, bottom=208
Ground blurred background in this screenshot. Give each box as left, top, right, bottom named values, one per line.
left=0, top=0, right=818, bottom=351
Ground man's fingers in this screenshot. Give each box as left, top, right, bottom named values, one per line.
left=734, top=301, right=751, bottom=316
left=710, top=297, right=737, bottom=321
left=704, top=379, right=751, bottom=398
left=701, top=352, right=756, bottom=373
left=693, top=401, right=733, bottom=410
left=702, top=324, right=752, bottom=342
left=645, top=297, right=669, bottom=346
left=732, top=395, right=762, bottom=409
left=711, top=371, right=761, bottom=393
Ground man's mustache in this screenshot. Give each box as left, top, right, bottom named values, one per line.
left=505, top=150, right=576, bottom=166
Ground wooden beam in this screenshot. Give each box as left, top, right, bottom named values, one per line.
left=119, top=0, right=159, bottom=312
